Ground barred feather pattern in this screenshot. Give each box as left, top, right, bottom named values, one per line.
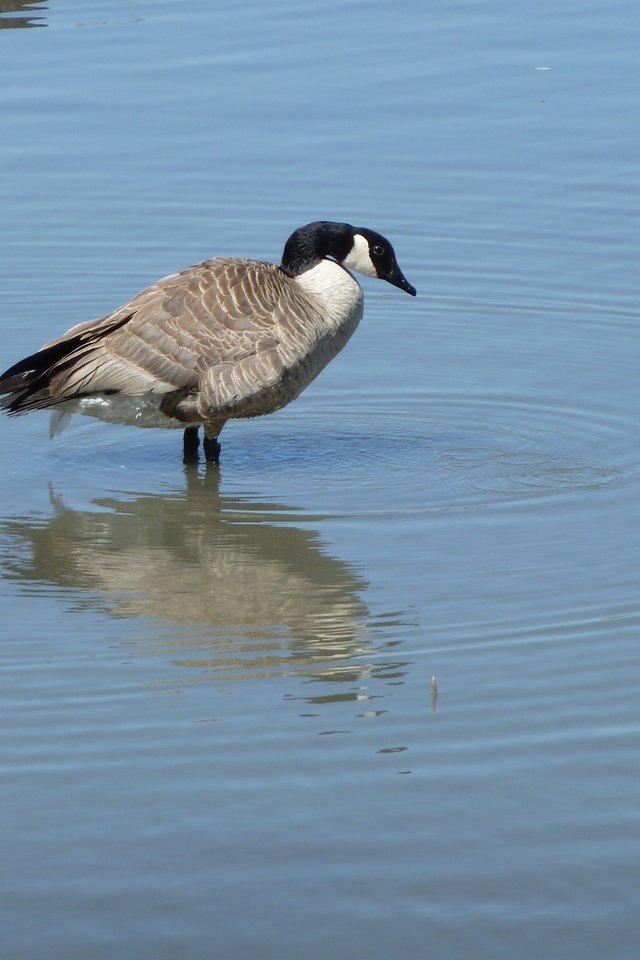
left=0, top=257, right=364, bottom=431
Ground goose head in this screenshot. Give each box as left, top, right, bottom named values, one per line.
left=280, top=221, right=416, bottom=297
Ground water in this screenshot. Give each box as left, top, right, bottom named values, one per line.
left=1, top=1, right=639, bottom=957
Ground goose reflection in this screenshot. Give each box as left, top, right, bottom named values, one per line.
left=0, top=0, right=47, bottom=28
left=1, top=468, right=411, bottom=691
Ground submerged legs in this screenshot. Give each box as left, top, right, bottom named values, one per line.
left=183, top=426, right=200, bottom=464
left=182, top=423, right=224, bottom=466
left=203, top=435, right=222, bottom=464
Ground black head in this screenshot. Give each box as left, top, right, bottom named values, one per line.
left=280, top=221, right=416, bottom=296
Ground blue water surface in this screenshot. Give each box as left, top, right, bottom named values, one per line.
left=1, top=2, right=639, bottom=958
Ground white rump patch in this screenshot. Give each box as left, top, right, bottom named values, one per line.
left=342, top=233, right=377, bottom=278
left=51, top=393, right=188, bottom=431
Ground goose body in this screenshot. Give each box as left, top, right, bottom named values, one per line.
left=0, top=221, right=415, bottom=462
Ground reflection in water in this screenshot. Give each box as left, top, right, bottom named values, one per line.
left=0, top=0, right=47, bottom=29
left=0, top=468, right=412, bottom=693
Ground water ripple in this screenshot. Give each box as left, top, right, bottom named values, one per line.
left=221, top=390, right=637, bottom=515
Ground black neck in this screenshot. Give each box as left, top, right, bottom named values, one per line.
left=280, top=221, right=353, bottom=277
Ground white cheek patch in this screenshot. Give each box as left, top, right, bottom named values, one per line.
left=342, top=233, right=378, bottom=278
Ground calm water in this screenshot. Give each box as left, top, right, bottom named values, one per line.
left=1, top=1, right=639, bottom=957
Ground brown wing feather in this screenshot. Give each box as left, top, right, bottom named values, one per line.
left=0, top=258, right=294, bottom=413
left=53, top=259, right=286, bottom=397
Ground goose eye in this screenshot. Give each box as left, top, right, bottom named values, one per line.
left=372, top=245, right=384, bottom=256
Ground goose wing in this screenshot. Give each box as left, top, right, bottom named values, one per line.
left=1, top=259, right=299, bottom=412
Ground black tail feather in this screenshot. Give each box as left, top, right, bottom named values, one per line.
left=0, top=340, right=84, bottom=414
left=0, top=313, right=132, bottom=414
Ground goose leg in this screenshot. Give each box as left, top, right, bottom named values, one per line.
left=203, top=435, right=222, bottom=465
left=183, top=426, right=200, bottom=464
left=203, top=421, right=224, bottom=466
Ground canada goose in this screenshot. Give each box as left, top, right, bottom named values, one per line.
left=0, top=220, right=416, bottom=463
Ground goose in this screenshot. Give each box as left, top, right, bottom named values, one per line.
left=0, top=220, right=416, bottom=463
